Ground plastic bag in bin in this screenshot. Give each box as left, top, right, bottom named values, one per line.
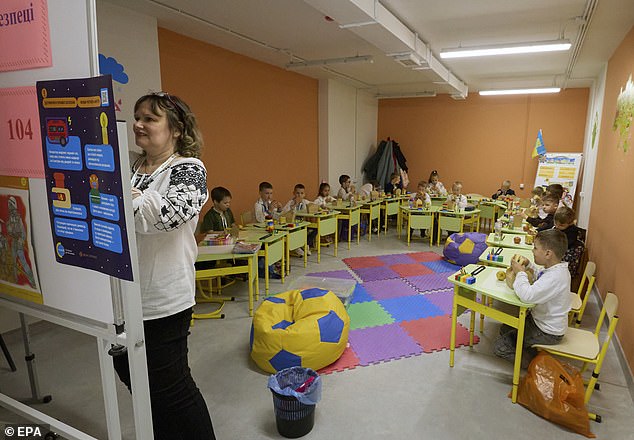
left=268, top=367, right=322, bottom=405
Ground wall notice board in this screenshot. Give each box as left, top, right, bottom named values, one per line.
left=534, top=153, right=583, bottom=208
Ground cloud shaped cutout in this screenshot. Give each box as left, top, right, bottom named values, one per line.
left=99, top=54, right=129, bottom=84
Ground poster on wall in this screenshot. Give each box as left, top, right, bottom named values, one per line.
left=0, top=86, right=45, bottom=178
left=0, top=0, right=52, bottom=72
left=36, top=75, right=133, bottom=281
left=533, top=153, right=583, bottom=208
left=0, top=176, right=42, bottom=304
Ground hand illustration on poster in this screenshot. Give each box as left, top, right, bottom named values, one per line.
left=36, top=75, right=133, bottom=281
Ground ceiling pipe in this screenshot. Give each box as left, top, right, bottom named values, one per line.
left=305, top=0, right=468, bottom=98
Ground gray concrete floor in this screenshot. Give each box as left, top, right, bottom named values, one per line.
left=1, top=228, right=634, bottom=439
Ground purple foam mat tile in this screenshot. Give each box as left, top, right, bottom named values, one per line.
left=363, top=278, right=419, bottom=300
left=353, top=265, right=400, bottom=282
left=306, top=270, right=355, bottom=280
left=377, top=253, right=417, bottom=265
left=422, top=289, right=455, bottom=315
left=422, top=259, right=462, bottom=273
left=348, top=323, right=423, bottom=366
left=405, top=273, right=453, bottom=292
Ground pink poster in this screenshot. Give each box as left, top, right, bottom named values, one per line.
left=0, top=0, right=51, bottom=72
left=0, top=87, right=45, bottom=178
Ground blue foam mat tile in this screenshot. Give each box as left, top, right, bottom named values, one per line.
left=422, top=259, right=462, bottom=273
left=377, top=295, right=445, bottom=322
left=350, top=284, right=373, bottom=304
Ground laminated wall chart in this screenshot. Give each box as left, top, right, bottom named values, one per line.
left=534, top=153, right=583, bottom=208
left=36, top=75, right=133, bottom=281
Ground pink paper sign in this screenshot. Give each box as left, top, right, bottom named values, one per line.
left=0, top=0, right=51, bottom=72
left=0, top=86, right=45, bottom=178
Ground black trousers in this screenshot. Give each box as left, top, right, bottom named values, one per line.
left=113, top=308, right=216, bottom=440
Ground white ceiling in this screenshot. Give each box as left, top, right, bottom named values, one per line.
left=105, top=0, right=634, bottom=97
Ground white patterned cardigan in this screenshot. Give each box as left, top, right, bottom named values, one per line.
left=131, top=156, right=208, bottom=320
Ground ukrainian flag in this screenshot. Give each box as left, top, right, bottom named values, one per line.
left=532, top=129, right=547, bottom=158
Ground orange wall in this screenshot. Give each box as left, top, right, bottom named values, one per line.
left=378, top=91, right=588, bottom=197
left=587, top=27, right=634, bottom=371
left=157, top=28, right=319, bottom=219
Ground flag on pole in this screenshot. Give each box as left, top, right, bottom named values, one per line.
left=532, top=129, right=547, bottom=158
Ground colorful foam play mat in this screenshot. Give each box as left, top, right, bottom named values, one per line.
left=305, top=252, right=480, bottom=374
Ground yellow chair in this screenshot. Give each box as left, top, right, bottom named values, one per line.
left=533, top=291, right=619, bottom=423
left=240, top=211, right=254, bottom=226
left=569, top=261, right=596, bottom=327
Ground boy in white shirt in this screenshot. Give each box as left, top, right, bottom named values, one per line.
left=283, top=184, right=314, bottom=255
left=447, top=181, right=468, bottom=210
left=337, top=174, right=355, bottom=201
left=254, top=181, right=283, bottom=222
left=494, top=229, right=571, bottom=367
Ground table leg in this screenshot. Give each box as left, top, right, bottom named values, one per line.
left=407, top=216, right=411, bottom=247
left=264, top=246, right=270, bottom=296
left=280, top=248, right=285, bottom=284
left=348, top=220, right=352, bottom=250
left=469, top=307, right=476, bottom=346
left=316, top=227, right=321, bottom=263
left=248, top=258, right=254, bottom=316
left=303, top=240, right=308, bottom=268
left=254, top=255, right=259, bottom=301
left=334, top=225, right=338, bottom=257
left=450, top=286, right=459, bottom=367
left=285, top=237, right=290, bottom=276
left=511, top=307, right=527, bottom=403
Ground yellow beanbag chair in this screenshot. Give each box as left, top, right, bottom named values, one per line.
left=250, top=288, right=350, bottom=373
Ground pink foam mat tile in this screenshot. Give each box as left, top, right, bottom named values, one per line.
left=343, top=256, right=384, bottom=269
left=348, top=323, right=423, bottom=366
left=318, top=346, right=361, bottom=375
left=405, top=273, right=453, bottom=292
left=390, top=263, right=434, bottom=277
left=377, top=253, right=418, bottom=265
left=407, top=252, right=443, bottom=262
left=400, top=315, right=479, bottom=353
left=362, top=278, right=419, bottom=300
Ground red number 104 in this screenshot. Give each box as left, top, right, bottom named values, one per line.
left=7, top=118, right=34, bottom=140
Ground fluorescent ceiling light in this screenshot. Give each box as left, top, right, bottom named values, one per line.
left=440, top=40, right=571, bottom=59
left=286, top=55, right=373, bottom=69
left=479, top=88, right=561, bottom=96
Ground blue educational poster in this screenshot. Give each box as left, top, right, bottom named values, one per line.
left=36, top=75, right=133, bottom=281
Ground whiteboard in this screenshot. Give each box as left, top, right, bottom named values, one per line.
left=533, top=153, right=583, bottom=208
left=0, top=0, right=137, bottom=325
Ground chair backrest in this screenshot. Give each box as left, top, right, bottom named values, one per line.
left=240, top=211, right=253, bottom=226
left=576, top=261, right=596, bottom=296
left=594, top=291, right=619, bottom=336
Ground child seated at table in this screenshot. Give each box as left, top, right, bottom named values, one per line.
left=357, top=181, right=377, bottom=200
left=200, top=186, right=237, bottom=233
left=492, top=180, right=516, bottom=199
left=314, top=182, right=336, bottom=207
left=525, top=193, right=558, bottom=231
left=411, top=181, right=431, bottom=237
left=447, top=181, right=468, bottom=210
left=384, top=173, right=402, bottom=195
left=554, top=206, right=585, bottom=278
left=546, top=183, right=565, bottom=207
left=426, top=170, right=447, bottom=196
left=254, top=181, right=283, bottom=222
left=494, top=229, right=571, bottom=367
left=283, top=184, right=316, bottom=254
left=337, top=174, right=356, bottom=201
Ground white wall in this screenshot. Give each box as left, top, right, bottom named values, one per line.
left=318, top=79, right=378, bottom=188
left=96, top=1, right=162, bottom=153
left=577, top=64, right=607, bottom=229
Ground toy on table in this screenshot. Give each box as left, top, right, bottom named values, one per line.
left=266, top=219, right=275, bottom=233
left=453, top=266, right=481, bottom=284
left=504, top=254, right=535, bottom=289
left=486, top=247, right=504, bottom=262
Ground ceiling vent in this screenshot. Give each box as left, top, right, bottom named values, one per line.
left=390, top=52, right=425, bottom=68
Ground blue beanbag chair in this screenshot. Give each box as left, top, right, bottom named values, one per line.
left=443, top=232, right=487, bottom=266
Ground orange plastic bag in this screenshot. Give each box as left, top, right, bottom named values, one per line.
left=516, top=352, right=595, bottom=438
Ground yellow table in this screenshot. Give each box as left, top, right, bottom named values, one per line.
left=245, top=221, right=310, bottom=275
left=436, top=208, right=481, bottom=246
left=477, top=200, right=506, bottom=231
left=478, top=246, right=535, bottom=268
left=195, top=246, right=259, bottom=317
left=398, top=205, right=439, bottom=246
left=380, top=196, right=400, bottom=233
left=486, top=233, right=534, bottom=250
left=359, top=199, right=381, bottom=241
left=239, top=229, right=287, bottom=295
left=295, top=210, right=339, bottom=263
left=330, top=203, right=361, bottom=249
left=430, top=195, right=447, bottom=207
left=500, top=225, right=530, bottom=235
left=448, top=264, right=535, bottom=403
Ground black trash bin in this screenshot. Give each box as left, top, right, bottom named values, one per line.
left=268, top=367, right=321, bottom=438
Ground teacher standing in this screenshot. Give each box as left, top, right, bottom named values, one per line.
left=114, top=92, right=215, bottom=439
